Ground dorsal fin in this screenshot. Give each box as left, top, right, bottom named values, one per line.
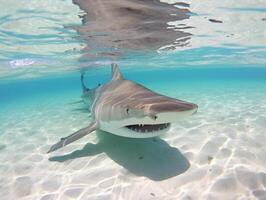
left=111, top=63, right=123, bottom=80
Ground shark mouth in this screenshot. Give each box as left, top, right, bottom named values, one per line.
left=125, top=123, right=170, bottom=133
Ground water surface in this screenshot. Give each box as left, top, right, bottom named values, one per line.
left=0, top=0, right=266, bottom=200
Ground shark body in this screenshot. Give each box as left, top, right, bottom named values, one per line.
left=48, top=65, right=197, bottom=153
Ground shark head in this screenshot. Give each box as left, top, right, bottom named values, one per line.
left=93, top=65, right=198, bottom=138
left=99, top=97, right=198, bottom=138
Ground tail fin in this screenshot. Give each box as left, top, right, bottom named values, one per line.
left=81, top=73, right=89, bottom=92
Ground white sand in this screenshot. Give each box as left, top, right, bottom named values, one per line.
left=1, top=82, right=266, bottom=200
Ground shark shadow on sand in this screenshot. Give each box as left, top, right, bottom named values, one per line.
left=49, top=130, right=190, bottom=181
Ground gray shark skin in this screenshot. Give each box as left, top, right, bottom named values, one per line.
left=48, top=64, right=197, bottom=153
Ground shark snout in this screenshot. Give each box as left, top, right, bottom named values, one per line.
left=146, top=100, right=198, bottom=122
left=191, top=103, right=198, bottom=115
left=149, top=100, right=198, bottom=113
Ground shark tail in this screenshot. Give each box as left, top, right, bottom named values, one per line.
left=81, top=72, right=89, bottom=92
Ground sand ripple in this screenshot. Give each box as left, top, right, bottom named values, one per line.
left=1, top=84, right=266, bottom=200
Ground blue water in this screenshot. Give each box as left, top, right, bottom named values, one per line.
left=1, top=0, right=266, bottom=200
left=1, top=67, right=266, bottom=108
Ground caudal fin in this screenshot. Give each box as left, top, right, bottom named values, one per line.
left=81, top=73, right=89, bottom=92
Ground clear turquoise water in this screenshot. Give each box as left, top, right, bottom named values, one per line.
left=1, top=1, right=266, bottom=200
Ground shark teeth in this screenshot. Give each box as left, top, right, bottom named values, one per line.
left=125, top=123, right=170, bottom=133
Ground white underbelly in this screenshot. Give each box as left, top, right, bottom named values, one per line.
left=99, top=124, right=170, bottom=138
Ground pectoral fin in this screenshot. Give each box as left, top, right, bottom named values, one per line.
left=47, top=122, right=98, bottom=153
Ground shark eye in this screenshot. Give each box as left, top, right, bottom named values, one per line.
left=149, top=115, right=157, bottom=120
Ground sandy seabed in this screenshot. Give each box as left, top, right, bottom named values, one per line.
left=0, top=82, right=266, bottom=200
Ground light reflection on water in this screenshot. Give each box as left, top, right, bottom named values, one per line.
left=0, top=0, right=265, bottom=79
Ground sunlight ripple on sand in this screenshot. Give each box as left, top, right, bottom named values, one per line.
left=0, top=84, right=266, bottom=200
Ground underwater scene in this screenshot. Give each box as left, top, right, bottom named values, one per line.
left=0, top=0, right=266, bottom=200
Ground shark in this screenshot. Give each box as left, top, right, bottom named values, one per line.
left=47, top=64, right=198, bottom=153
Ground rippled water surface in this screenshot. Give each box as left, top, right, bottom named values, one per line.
left=0, top=0, right=266, bottom=200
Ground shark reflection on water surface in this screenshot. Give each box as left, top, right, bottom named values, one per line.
left=73, top=0, right=192, bottom=58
